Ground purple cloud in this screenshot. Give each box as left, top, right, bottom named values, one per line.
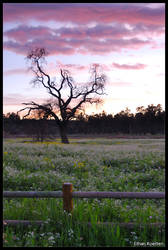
left=3, top=3, right=165, bottom=25
left=3, top=4, right=165, bottom=56
left=112, top=63, right=147, bottom=70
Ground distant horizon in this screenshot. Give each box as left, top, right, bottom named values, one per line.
left=3, top=3, right=165, bottom=116
left=3, top=103, right=165, bottom=120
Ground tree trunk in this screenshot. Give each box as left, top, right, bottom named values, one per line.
left=59, top=122, right=69, bottom=144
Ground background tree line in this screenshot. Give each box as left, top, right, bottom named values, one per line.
left=3, top=104, right=165, bottom=141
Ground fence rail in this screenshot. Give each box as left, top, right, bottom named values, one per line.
left=3, top=191, right=62, bottom=198
left=3, top=183, right=165, bottom=228
left=3, top=191, right=165, bottom=199
left=72, top=191, right=165, bottom=199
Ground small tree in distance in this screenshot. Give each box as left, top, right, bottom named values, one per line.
left=18, top=48, right=106, bottom=144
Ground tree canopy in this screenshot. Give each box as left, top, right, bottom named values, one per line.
left=18, top=48, right=106, bottom=143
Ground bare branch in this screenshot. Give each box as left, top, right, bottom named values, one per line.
left=19, top=48, right=107, bottom=143
left=18, top=101, right=60, bottom=123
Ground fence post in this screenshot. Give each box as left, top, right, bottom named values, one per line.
left=63, top=183, right=73, bottom=213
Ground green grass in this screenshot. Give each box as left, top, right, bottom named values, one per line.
left=3, top=137, right=165, bottom=247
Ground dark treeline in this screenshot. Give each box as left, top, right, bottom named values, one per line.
left=3, top=104, right=165, bottom=140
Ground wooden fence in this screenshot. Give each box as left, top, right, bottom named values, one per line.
left=3, top=183, right=165, bottom=228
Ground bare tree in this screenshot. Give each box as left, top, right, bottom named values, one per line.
left=18, top=48, right=106, bottom=144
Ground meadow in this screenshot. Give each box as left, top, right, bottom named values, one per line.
left=3, top=137, right=165, bottom=247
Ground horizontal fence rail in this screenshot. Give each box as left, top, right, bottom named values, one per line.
left=3, top=191, right=62, bottom=198
left=3, top=220, right=44, bottom=227
left=72, top=191, right=165, bottom=199
left=3, top=183, right=165, bottom=228
left=3, top=191, right=165, bottom=199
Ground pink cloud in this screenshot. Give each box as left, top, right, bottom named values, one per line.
left=4, top=17, right=163, bottom=57
left=4, top=68, right=33, bottom=76
left=47, top=61, right=89, bottom=75
left=59, top=63, right=88, bottom=71
left=4, top=23, right=164, bottom=46
left=3, top=34, right=155, bottom=57
left=4, top=25, right=52, bottom=43
left=56, top=24, right=130, bottom=39
left=4, top=61, right=147, bottom=79
left=3, top=4, right=164, bottom=57
left=112, top=63, right=147, bottom=70
left=3, top=3, right=165, bottom=25
left=109, top=81, right=133, bottom=87
left=3, top=38, right=76, bottom=56
left=3, top=62, right=89, bottom=78
left=55, top=62, right=110, bottom=74
left=3, top=93, right=46, bottom=106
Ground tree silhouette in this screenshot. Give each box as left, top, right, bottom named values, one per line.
left=4, top=104, right=165, bottom=137
left=18, top=48, right=106, bottom=143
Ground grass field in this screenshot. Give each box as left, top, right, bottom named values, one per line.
left=3, top=137, right=165, bottom=247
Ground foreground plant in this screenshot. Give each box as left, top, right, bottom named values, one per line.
left=3, top=138, right=165, bottom=247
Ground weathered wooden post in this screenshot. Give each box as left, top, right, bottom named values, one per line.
left=63, top=183, right=73, bottom=213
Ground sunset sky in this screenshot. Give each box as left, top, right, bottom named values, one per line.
left=3, top=3, right=165, bottom=117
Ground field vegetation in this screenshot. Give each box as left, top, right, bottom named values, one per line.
left=3, top=137, right=165, bottom=247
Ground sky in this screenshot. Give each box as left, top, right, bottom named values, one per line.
left=3, top=3, right=165, bottom=117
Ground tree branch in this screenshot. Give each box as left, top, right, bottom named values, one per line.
left=18, top=101, right=60, bottom=123
left=22, top=48, right=106, bottom=130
